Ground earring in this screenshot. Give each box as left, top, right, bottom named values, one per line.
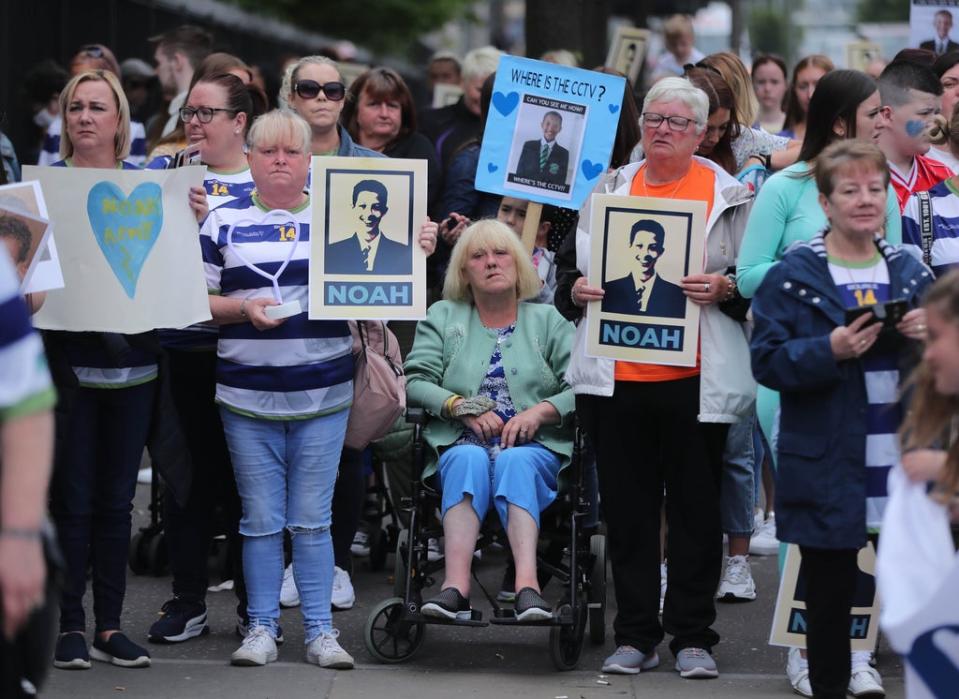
left=234, top=129, right=241, bottom=135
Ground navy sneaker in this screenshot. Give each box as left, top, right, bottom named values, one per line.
left=421, top=587, right=471, bottom=620
left=148, top=598, right=209, bottom=643
left=54, top=632, right=91, bottom=670
left=90, top=632, right=151, bottom=668
left=236, top=615, right=285, bottom=645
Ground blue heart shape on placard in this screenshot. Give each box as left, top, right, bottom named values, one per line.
left=487, top=162, right=499, bottom=173
left=492, top=91, right=519, bottom=116
left=87, top=181, right=163, bottom=299
left=581, top=160, right=604, bottom=180
left=608, top=103, right=620, bottom=114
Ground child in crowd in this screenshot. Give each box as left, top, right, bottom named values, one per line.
left=495, top=196, right=557, bottom=304
left=877, top=60, right=954, bottom=210
left=651, top=15, right=704, bottom=82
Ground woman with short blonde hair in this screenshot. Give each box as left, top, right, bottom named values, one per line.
left=58, top=70, right=131, bottom=162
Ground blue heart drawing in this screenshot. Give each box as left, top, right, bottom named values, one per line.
left=487, top=162, right=499, bottom=173
left=87, top=181, right=163, bottom=299
left=581, top=160, right=604, bottom=180
left=608, top=103, right=620, bottom=114
left=492, top=91, right=519, bottom=116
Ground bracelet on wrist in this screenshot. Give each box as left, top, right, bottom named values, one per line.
left=239, top=298, right=249, bottom=318
left=0, top=527, right=43, bottom=540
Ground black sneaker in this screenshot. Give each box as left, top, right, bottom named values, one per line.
left=148, top=598, right=209, bottom=643
left=236, top=615, right=285, bottom=644
left=90, top=632, right=151, bottom=668
left=514, top=587, right=552, bottom=621
left=421, top=587, right=471, bottom=620
left=54, top=632, right=91, bottom=670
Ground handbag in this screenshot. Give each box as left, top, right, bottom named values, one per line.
left=344, top=320, right=406, bottom=451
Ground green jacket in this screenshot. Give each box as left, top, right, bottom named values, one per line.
left=404, top=300, right=576, bottom=479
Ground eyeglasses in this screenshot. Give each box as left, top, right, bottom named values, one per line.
left=641, top=112, right=699, bottom=132
left=179, top=106, right=238, bottom=123
left=293, top=80, right=346, bottom=101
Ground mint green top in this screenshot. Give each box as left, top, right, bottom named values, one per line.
left=404, top=300, right=575, bottom=479
left=737, top=162, right=902, bottom=298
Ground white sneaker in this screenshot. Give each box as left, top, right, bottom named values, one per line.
left=786, top=647, right=812, bottom=697
left=280, top=564, right=300, bottom=608
left=305, top=629, right=354, bottom=669
left=331, top=566, right=355, bottom=610
left=716, top=555, right=757, bottom=601
left=749, top=512, right=779, bottom=556
left=231, top=626, right=277, bottom=666
left=849, top=653, right=885, bottom=697
left=659, top=562, right=667, bottom=614
left=350, top=530, right=370, bottom=557
left=427, top=537, right=442, bottom=562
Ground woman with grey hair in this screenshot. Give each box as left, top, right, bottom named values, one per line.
left=566, top=76, right=755, bottom=679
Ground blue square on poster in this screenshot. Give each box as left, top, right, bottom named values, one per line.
left=475, top=56, right=626, bottom=210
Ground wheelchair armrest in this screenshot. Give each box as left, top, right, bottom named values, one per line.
left=406, top=407, right=427, bottom=425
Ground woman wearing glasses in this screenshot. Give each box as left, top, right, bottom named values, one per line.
left=567, top=77, right=755, bottom=679
left=146, top=73, right=269, bottom=647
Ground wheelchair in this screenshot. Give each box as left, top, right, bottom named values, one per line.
left=363, top=408, right=607, bottom=670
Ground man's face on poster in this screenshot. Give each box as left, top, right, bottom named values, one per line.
left=542, top=114, right=562, bottom=143
left=629, top=229, right=662, bottom=282
left=354, top=189, right=387, bottom=240
left=936, top=12, right=953, bottom=41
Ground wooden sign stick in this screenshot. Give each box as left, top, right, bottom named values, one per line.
left=521, top=201, right=542, bottom=254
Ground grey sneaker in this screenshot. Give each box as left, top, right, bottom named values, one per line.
left=601, top=645, right=660, bottom=674
left=675, top=647, right=718, bottom=679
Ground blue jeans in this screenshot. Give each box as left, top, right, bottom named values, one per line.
left=220, top=407, right=348, bottom=643
left=51, top=381, right=155, bottom=633
left=437, top=443, right=560, bottom=529
left=720, top=411, right=758, bottom=538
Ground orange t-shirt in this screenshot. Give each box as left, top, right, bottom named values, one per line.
left=613, top=162, right=715, bottom=382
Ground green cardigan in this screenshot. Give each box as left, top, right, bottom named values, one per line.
left=404, top=300, right=576, bottom=479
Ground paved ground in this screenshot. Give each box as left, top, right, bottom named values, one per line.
left=40, top=482, right=904, bottom=699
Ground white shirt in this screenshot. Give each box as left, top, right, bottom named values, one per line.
left=358, top=232, right=382, bottom=271
left=162, top=91, right=187, bottom=138
left=630, top=272, right=658, bottom=313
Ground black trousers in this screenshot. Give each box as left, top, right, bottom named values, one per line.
left=799, top=546, right=859, bottom=699
left=164, top=349, right=245, bottom=613
left=578, top=376, right=727, bottom=655
left=331, top=446, right=366, bottom=575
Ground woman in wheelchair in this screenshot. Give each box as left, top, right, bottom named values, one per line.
left=404, top=219, right=575, bottom=623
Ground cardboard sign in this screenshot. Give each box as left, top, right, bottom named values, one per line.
left=770, top=543, right=880, bottom=652
left=606, top=26, right=651, bottom=85
left=586, top=193, right=705, bottom=367
left=475, top=56, right=625, bottom=209
left=24, top=165, right=211, bottom=333
left=0, top=181, right=63, bottom=293
left=309, top=156, right=427, bottom=320
left=911, top=1, right=959, bottom=54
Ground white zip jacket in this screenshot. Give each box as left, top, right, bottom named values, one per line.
left=565, top=156, right=757, bottom=423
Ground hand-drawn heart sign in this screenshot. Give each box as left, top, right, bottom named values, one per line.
left=86, top=181, right=163, bottom=299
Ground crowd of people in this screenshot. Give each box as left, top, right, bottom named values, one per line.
left=2, top=14, right=959, bottom=699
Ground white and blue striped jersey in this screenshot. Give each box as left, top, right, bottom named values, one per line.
left=159, top=166, right=255, bottom=351
left=38, top=117, right=147, bottom=168
left=200, top=193, right=353, bottom=420
left=902, top=178, right=959, bottom=278
left=0, top=253, right=56, bottom=421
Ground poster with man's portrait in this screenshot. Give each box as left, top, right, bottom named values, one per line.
left=0, top=206, right=50, bottom=290
left=770, top=544, right=880, bottom=652
left=0, top=180, right=63, bottom=293
left=309, top=156, right=427, bottom=320
left=475, top=56, right=625, bottom=211
left=911, top=1, right=959, bottom=56
left=846, top=41, right=883, bottom=71
left=586, top=194, right=706, bottom=367
left=606, top=26, right=651, bottom=86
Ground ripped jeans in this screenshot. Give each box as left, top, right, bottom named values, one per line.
left=220, top=407, right=349, bottom=643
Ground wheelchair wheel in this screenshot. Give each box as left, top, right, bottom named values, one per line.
left=364, top=597, right=426, bottom=664
left=549, top=601, right=586, bottom=671
left=146, top=531, right=168, bottom=576
left=369, top=527, right=388, bottom=572
left=392, top=531, right=410, bottom=598
left=588, top=534, right=607, bottom=644
left=128, top=531, right=147, bottom=575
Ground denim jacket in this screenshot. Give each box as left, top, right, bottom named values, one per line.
left=750, top=233, right=933, bottom=549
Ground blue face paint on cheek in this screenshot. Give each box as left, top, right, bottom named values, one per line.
left=906, top=119, right=925, bottom=137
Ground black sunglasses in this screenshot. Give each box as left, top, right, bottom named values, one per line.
left=293, top=80, right=346, bottom=101
left=683, top=61, right=723, bottom=77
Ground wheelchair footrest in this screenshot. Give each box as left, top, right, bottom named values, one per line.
left=407, top=609, right=489, bottom=627
left=489, top=607, right=574, bottom=626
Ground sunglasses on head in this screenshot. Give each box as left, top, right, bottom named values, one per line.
left=293, top=79, right=346, bottom=101
left=683, top=61, right=722, bottom=77
left=79, top=44, right=105, bottom=58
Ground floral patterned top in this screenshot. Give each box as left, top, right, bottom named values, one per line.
left=455, top=324, right=517, bottom=460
